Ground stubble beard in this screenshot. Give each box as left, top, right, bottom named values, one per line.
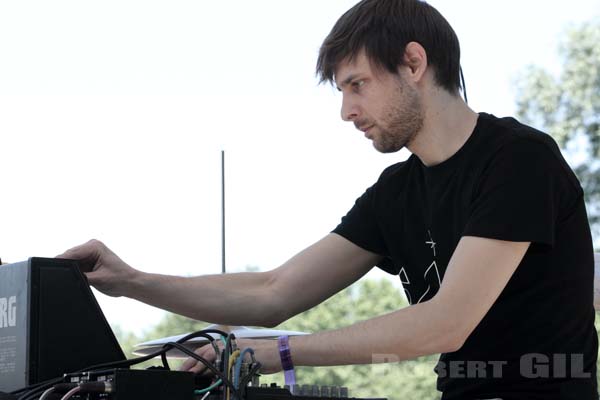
left=373, top=77, right=424, bottom=154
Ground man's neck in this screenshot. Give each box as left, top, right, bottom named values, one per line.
left=407, top=89, right=479, bottom=167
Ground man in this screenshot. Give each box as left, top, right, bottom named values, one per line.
left=60, top=0, right=598, bottom=398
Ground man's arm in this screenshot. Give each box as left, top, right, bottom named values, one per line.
left=221, top=236, right=529, bottom=372
left=59, top=234, right=381, bottom=327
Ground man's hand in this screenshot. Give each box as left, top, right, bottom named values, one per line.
left=57, top=239, right=140, bottom=297
left=179, top=338, right=282, bottom=375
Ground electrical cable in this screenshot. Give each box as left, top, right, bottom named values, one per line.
left=239, top=362, right=261, bottom=388
left=13, top=378, right=63, bottom=397
left=78, top=382, right=112, bottom=394
left=76, top=329, right=230, bottom=372
left=194, top=379, right=222, bottom=395
left=161, top=343, right=224, bottom=379
left=233, top=348, right=255, bottom=389
left=59, top=387, right=80, bottom=400
left=15, top=344, right=174, bottom=400
left=36, top=388, right=55, bottom=400
left=13, top=328, right=234, bottom=400
left=228, top=350, right=241, bottom=375
left=238, top=362, right=262, bottom=399
left=32, top=379, right=109, bottom=400
left=161, top=332, right=226, bottom=371
left=73, top=346, right=168, bottom=372
left=226, top=350, right=241, bottom=400
left=17, top=378, right=65, bottom=400
left=222, top=336, right=231, bottom=400
left=163, top=342, right=240, bottom=398
left=199, top=391, right=212, bottom=400
left=36, top=384, right=78, bottom=400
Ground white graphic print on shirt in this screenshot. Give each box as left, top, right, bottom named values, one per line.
left=402, top=229, right=441, bottom=304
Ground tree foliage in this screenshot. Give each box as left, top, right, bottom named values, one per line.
left=515, top=20, right=600, bottom=234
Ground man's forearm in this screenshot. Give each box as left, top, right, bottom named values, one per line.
left=127, top=270, right=284, bottom=327
left=287, top=298, right=461, bottom=367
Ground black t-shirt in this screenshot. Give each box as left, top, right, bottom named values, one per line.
left=333, top=113, right=598, bottom=399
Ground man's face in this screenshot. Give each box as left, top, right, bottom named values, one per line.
left=335, top=51, right=424, bottom=153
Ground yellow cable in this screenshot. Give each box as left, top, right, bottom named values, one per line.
left=227, top=350, right=241, bottom=400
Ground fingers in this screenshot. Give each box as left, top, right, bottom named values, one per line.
left=189, top=362, right=210, bottom=375
left=179, top=343, right=219, bottom=374
left=56, top=239, right=105, bottom=272
left=56, top=239, right=101, bottom=259
left=180, top=354, right=198, bottom=372
left=83, top=270, right=102, bottom=285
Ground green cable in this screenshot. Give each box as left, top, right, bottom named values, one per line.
left=221, top=335, right=230, bottom=347
left=195, top=379, right=222, bottom=394
left=193, top=335, right=231, bottom=395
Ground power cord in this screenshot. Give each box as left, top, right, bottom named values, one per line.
left=163, top=341, right=240, bottom=399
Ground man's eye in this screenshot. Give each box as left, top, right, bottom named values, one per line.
left=352, top=80, right=365, bottom=91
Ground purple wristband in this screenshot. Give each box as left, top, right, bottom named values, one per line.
left=277, top=335, right=296, bottom=386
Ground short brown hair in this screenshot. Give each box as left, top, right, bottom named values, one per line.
left=316, top=0, right=462, bottom=94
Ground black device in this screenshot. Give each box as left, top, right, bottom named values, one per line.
left=0, top=257, right=126, bottom=391
left=60, top=370, right=384, bottom=400
left=218, top=385, right=386, bottom=400
left=63, top=369, right=195, bottom=400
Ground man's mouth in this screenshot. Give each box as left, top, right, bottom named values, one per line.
left=357, top=124, right=374, bottom=133
left=360, top=125, right=374, bottom=138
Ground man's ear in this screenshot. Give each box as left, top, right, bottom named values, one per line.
left=402, top=41, right=428, bottom=84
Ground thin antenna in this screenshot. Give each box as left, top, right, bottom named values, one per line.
left=221, top=150, right=226, bottom=274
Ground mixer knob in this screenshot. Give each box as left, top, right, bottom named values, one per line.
left=330, top=386, right=340, bottom=397
left=340, top=387, right=349, bottom=398
left=320, top=386, right=331, bottom=397
left=312, top=385, right=320, bottom=397
left=292, top=384, right=300, bottom=395
left=302, top=384, right=311, bottom=396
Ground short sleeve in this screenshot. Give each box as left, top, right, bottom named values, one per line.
left=332, top=183, right=398, bottom=274
left=332, top=185, right=388, bottom=255
left=462, top=138, right=580, bottom=247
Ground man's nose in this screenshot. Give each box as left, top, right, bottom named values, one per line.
left=341, top=96, right=359, bottom=122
